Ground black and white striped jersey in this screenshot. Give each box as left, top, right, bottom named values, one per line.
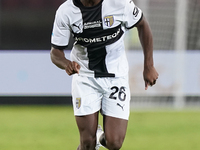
left=51, top=0, right=143, bottom=77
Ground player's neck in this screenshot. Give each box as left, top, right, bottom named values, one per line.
left=80, top=0, right=101, bottom=7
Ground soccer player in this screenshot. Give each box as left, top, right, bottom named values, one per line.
left=50, top=0, right=158, bottom=150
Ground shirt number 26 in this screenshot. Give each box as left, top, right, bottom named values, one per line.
left=109, top=86, right=126, bottom=101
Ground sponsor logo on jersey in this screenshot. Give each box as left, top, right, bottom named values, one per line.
left=75, top=28, right=121, bottom=43
left=104, top=15, right=114, bottom=27
left=76, top=98, right=81, bottom=109
left=83, top=20, right=102, bottom=29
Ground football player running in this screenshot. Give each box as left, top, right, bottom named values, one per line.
left=50, top=0, right=159, bottom=150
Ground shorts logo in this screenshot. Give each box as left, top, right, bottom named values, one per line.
left=76, top=98, right=81, bottom=109
left=104, top=15, right=114, bottom=27
left=117, top=103, right=125, bottom=111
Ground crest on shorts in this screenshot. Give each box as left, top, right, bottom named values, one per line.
left=104, top=15, right=114, bottom=27
left=76, top=98, right=81, bottom=109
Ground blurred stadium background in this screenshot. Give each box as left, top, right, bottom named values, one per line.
left=0, top=0, right=200, bottom=109
left=0, top=1, right=200, bottom=150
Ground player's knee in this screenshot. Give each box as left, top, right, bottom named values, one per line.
left=106, top=137, right=124, bottom=150
left=80, top=136, right=96, bottom=149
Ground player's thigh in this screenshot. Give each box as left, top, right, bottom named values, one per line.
left=76, top=111, right=99, bottom=140
left=103, top=115, right=128, bottom=144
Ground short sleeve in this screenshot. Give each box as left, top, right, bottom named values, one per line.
left=123, top=0, right=143, bottom=29
left=51, top=8, right=71, bottom=47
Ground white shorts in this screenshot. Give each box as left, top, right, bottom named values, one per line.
left=71, top=74, right=130, bottom=120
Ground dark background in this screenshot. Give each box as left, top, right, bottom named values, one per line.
left=0, top=0, right=200, bottom=51
left=0, top=0, right=74, bottom=50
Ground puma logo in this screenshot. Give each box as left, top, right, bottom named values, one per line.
left=72, top=23, right=81, bottom=30
left=117, top=103, right=125, bottom=111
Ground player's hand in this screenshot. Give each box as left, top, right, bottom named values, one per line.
left=65, top=61, right=80, bottom=76
left=143, top=65, right=159, bottom=90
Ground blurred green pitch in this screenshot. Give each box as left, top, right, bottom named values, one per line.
left=0, top=106, right=200, bottom=150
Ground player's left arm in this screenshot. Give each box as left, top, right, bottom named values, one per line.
left=135, top=16, right=159, bottom=90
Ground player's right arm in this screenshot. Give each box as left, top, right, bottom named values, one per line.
left=50, top=48, right=80, bottom=75
left=51, top=5, right=80, bottom=75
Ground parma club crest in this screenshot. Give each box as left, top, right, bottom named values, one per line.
left=76, top=98, right=81, bottom=109
left=104, top=15, right=114, bottom=27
